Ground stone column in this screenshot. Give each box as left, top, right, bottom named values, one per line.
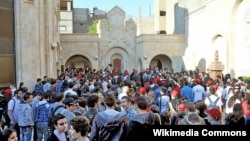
left=67, top=1, right=71, bottom=11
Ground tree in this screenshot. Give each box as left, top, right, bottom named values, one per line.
left=87, top=20, right=98, bottom=34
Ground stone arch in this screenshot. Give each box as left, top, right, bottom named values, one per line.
left=65, top=55, right=91, bottom=68
left=232, top=0, right=250, bottom=76
left=231, top=0, right=243, bottom=27
left=104, top=47, right=130, bottom=72
left=197, top=58, right=206, bottom=72
left=211, top=34, right=227, bottom=74
left=63, top=50, right=94, bottom=68
left=149, top=54, right=172, bottom=72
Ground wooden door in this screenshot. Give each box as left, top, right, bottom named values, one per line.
left=113, top=58, right=121, bottom=73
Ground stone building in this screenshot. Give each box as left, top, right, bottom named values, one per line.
left=0, top=0, right=61, bottom=89
left=60, top=5, right=184, bottom=75
left=160, top=0, right=250, bottom=78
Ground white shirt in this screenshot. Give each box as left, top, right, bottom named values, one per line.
left=64, top=89, right=77, bottom=97
left=204, top=95, right=222, bottom=107
left=118, top=92, right=127, bottom=101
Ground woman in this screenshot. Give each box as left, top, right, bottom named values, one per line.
left=225, top=103, right=245, bottom=125
left=70, top=116, right=90, bottom=141
left=2, top=128, right=18, bottom=141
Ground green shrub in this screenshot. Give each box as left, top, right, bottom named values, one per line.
left=242, top=76, right=250, bottom=83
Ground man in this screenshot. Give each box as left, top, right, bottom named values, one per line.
left=90, top=94, right=127, bottom=141
left=35, top=92, right=50, bottom=141
left=61, top=97, right=77, bottom=133
left=126, top=96, right=161, bottom=141
left=192, top=78, right=206, bottom=102
left=7, top=89, right=22, bottom=136
left=63, top=82, right=77, bottom=98
left=83, top=94, right=99, bottom=126
left=121, top=96, right=137, bottom=122
left=18, top=92, right=34, bottom=141
left=180, top=102, right=205, bottom=125
left=47, top=114, right=69, bottom=141
left=180, top=80, right=193, bottom=102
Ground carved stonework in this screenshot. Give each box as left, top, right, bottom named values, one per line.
left=209, top=50, right=224, bottom=80
left=24, top=0, right=34, bottom=4
left=55, top=2, right=60, bottom=20
left=214, top=50, right=219, bottom=61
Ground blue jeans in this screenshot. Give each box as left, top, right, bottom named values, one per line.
left=19, top=126, right=33, bottom=141
left=36, top=123, right=49, bottom=141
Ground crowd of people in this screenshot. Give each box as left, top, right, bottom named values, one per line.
left=0, top=66, right=250, bottom=141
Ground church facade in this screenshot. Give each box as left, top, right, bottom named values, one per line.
left=60, top=6, right=184, bottom=75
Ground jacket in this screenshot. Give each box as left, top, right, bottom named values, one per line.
left=90, top=110, right=128, bottom=141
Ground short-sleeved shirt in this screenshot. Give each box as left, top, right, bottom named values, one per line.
left=7, top=97, right=21, bottom=124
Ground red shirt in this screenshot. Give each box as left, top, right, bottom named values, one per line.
left=242, top=100, right=250, bottom=116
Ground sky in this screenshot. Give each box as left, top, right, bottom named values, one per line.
left=73, top=0, right=154, bottom=18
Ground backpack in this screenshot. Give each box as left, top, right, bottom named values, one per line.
left=84, top=110, right=97, bottom=126
left=1, top=99, right=15, bottom=126
left=48, top=105, right=65, bottom=131
left=207, top=96, right=220, bottom=109
left=35, top=102, right=50, bottom=123
left=0, top=94, right=7, bottom=110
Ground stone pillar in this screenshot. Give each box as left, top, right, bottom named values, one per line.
left=67, top=1, right=71, bottom=11
left=208, top=50, right=224, bottom=80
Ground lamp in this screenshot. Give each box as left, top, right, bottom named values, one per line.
left=51, top=42, right=57, bottom=48
left=144, top=56, right=147, bottom=60
left=94, top=56, right=98, bottom=60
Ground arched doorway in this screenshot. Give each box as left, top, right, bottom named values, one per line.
left=197, top=58, right=206, bottom=72
left=149, top=54, right=172, bottom=71
left=65, top=55, right=91, bottom=69
left=212, top=35, right=227, bottom=74
left=111, top=53, right=123, bottom=73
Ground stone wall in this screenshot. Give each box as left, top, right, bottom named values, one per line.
left=164, top=0, right=250, bottom=77
left=60, top=6, right=184, bottom=74
left=15, top=0, right=61, bottom=91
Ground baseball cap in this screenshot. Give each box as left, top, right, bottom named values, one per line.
left=64, top=97, right=77, bottom=106
left=178, top=103, right=186, bottom=111
left=206, top=108, right=221, bottom=119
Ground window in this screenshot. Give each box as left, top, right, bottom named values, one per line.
left=157, top=30, right=166, bottom=34
left=59, top=26, right=66, bottom=31
left=160, top=11, right=166, bottom=16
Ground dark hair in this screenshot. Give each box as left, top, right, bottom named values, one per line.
left=87, top=94, right=99, bottom=108
left=78, top=97, right=87, bottom=108
left=160, top=87, right=167, bottom=94
left=70, top=116, right=90, bottom=137
left=54, top=92, right=64, bottom=102
left=23, top=92, right=33, bottom=101
left=37, top=78, right=42, bottom=82
left=121, top=96, right=132, bottom=103
left=53, top=113, right=66, bottom=126
left=104, top=94, right=116, bottom=107
left=135, top=96, right=148, bottom=110
left=231, top=103, right=244, bottom=123
left=43, top=92, right=51, bottom=99
left=19, top=82, right=24, bottom=89
left=14, top=89, right=22, bottom=95
left=3, top=128, right=17, bottom=141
